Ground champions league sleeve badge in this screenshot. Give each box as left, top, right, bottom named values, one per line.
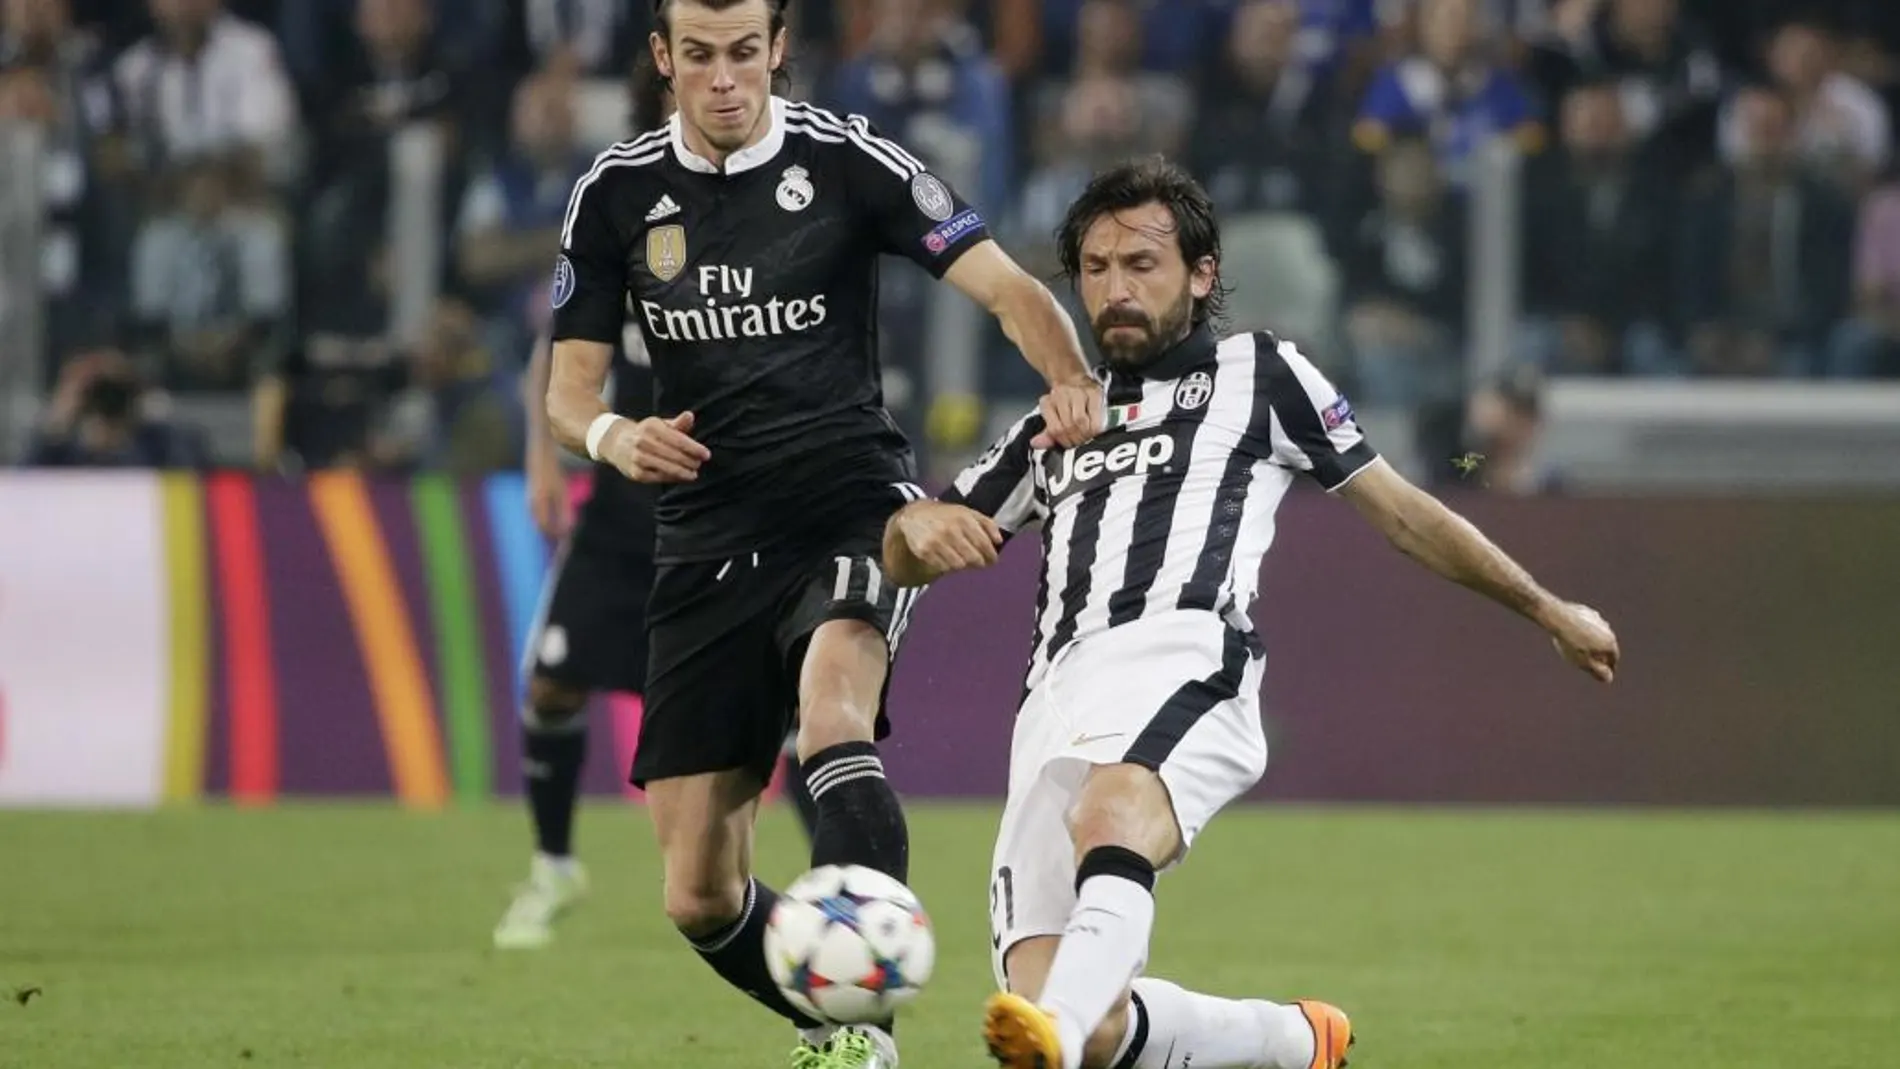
left=551, top=254, right=576, bottom=309
left=1322, top=394, right=1354, bottom=430
left=910, top=173, right=954, bottom=222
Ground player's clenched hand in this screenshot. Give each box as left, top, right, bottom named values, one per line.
left=1545, top=601, right=1619, bottom=682
left=1033, top=380, right=1104, bottom=449
left=602, top=412, right=711, bottom=484
left=896, top=502, right=1004, bottom=575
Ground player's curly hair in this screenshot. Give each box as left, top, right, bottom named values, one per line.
left=1055, top=155, right=1230, bottom=329
left=649, top=0, right=793, bottom=95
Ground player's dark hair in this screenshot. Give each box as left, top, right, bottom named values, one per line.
left=629, top=51, right=673, bottom=133
left=650, top=0, right=793, bottom=95
left=1055, top=155, right=1229, bottom=328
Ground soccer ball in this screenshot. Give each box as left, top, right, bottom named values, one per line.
left=764, top=864, right=936, bottom=1024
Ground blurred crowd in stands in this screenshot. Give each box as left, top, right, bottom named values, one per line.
left=5, top=0, right=1899, bottom=479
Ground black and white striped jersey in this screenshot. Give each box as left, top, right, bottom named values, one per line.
left=942, top=325, right=1380, bottom=691
left=551, top=96, right=993, bottom=563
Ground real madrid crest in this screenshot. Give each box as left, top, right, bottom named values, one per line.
left=646, top=224, right=686, bottom=282
left=1174, top=370, right=1213, bottom=411
left=776, top=165, right=814, bottom=212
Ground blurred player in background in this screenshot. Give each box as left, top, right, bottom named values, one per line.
left=494, top=53, right=820, bottom=952
left=544, top=1, right=1101, bottom=1066
left=882, top=157, right=1620, bottom=1069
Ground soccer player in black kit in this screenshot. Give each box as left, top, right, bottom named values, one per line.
left=544, top=1, right=1102, bottom=1066
left=493, top=56, right=822, bottom=953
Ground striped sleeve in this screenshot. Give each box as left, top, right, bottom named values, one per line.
left=796, top=103, right=991, bottom=277
left=940, top=411, right=1046, bottom=536
left=551, top=136, right=663, bottom=345
left=1250, top=335, right=1380, bottom=491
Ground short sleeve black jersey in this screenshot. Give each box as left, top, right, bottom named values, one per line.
left=550, top=96, right=991, bottom=563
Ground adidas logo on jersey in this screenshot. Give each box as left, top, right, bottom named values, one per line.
left=1044, top=425, right=1181, bottom=501
left=646, top=195, right=680, bottom=222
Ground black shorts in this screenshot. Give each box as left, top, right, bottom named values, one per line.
left=523, top=535, right=656, bottom=697
left=631, top=508, right=925, bottom=789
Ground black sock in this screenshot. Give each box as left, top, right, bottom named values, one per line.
left=804, top=741, right=909, bottom=883
left=688, top=878, right=822, bottom=1028
left=521, top=710, right=586, bottom=857
left=782, top=750, right=821, bottom=845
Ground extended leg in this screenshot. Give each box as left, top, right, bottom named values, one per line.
left=796, top=618, right=908, bottom=882
left=998, top=764, right=1178, bottom=1069
left=1002, top=937, right=1350, bottom=1069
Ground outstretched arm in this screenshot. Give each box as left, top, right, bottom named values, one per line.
left=884, top=501, right=1004, bottom=587
left=1240, top=334, right=1618, bottom=682
left=942, top=241, right=1101, bottom=447
left=883, top=409, right=1047, bottom=588
left=1337, top=461, right=1620, bottom=681
left=829, top=113, right=1102, bottom=446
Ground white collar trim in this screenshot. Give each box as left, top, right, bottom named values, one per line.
left=669, top=95, right=787, bottom=175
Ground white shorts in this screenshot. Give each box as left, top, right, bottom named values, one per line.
left=987, top=611, right=1268, bottom=986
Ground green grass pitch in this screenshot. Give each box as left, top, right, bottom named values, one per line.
left=2, top=803, right=1896, bottom=1067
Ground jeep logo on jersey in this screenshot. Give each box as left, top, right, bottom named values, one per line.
left=646, top=224, right=686, bottom=281
left=1044, top=426, right=1180, bottom=501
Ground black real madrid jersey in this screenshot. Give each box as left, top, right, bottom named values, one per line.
left=550, top=96, right=992, bottom=564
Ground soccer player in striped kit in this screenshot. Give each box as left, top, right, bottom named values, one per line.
left=884, top=157, right=1620, bottom=1069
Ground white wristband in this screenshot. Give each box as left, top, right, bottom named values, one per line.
left=585, top=413, right=627, bottom=461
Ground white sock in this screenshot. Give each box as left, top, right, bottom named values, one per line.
left=1110, top=978, right=1316, bottom=1069
left=1035, top=866, right=1157, bottom=1069
left=534, top=851, right=580, bottom=877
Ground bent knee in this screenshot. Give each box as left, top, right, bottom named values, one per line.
left=1066, top=764, right=1180, bottom=862
left=663, top=878, right=750, bottom=937
left=525, top=676, right=589, bottom=725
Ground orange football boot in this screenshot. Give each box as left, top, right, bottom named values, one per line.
left=1295, top=1000, right=1355, bottom=1069
left=982, top=991, right=1064, bottom=1069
